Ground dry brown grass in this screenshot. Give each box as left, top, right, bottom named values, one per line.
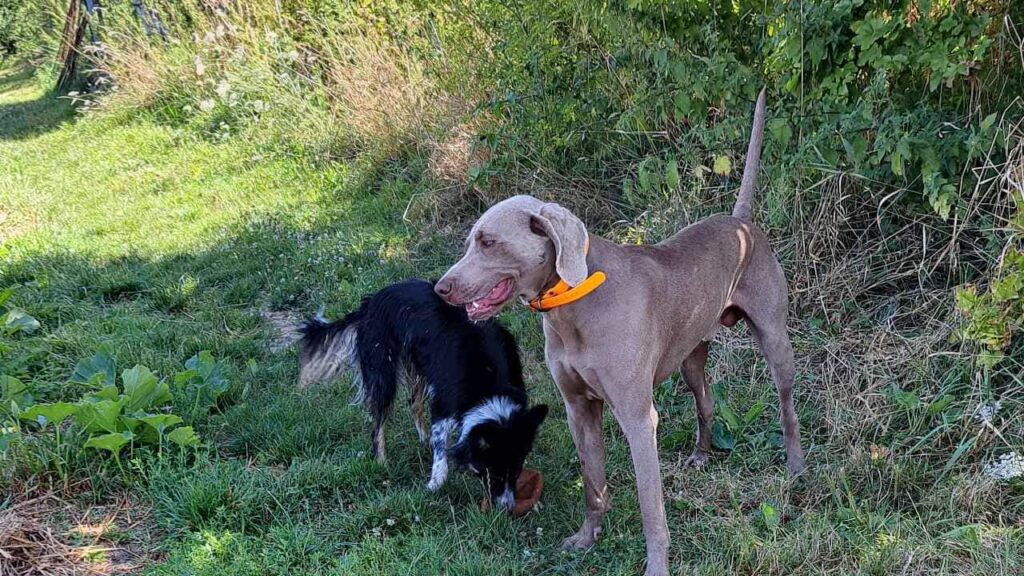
left=0, top=488, right=155, bottom=576
left=426, top=117, right=490, bottom=186
left=319, top=32, right=474, bottom=157
left=97, top=34, right=176, bottom=111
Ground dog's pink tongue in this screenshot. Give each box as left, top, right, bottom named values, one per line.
left=483, top=281, right=506, bottom=302
left=472, top=281, right=506, bottom=306
left=466, top=280, right=509, bottom=318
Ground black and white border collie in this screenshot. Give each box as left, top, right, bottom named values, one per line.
left=297, top=279, right=548, bottom=511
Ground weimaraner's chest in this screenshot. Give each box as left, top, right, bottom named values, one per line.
left=542, top=313, right=703, bottom=402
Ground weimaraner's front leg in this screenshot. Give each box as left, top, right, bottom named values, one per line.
left=550, top=360, right=609, bottom=549
left=614, top=401, right=670, bottom=576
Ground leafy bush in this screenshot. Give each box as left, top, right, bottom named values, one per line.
left=0, top=0, right=69, bottom=82
left=1, top=346, right=226, bottom=482
left=79, top=2, right=1020, bottom=228
left=957, top=246, right=1024, bottom=366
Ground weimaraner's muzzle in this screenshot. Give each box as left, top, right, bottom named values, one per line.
left=437, top=89, right=804, bottom=576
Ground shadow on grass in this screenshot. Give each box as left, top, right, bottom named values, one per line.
left=0, top=160, right=463, bottom=458
left=0, top=66, right=76, bottom=140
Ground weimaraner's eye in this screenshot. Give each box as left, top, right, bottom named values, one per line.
left=480, top=238, right=496, bottom=248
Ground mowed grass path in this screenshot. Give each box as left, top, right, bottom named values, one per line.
left=2, top=67, right=1019, bottom=575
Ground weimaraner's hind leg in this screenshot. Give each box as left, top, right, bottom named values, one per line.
left=682, top=341, right=713, bottom=467
left=744, top=310, right=805, bottom=475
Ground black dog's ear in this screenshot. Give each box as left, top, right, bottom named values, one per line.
left=523, top=404, right=548, bottom=432
left=451, top=422, right=500, bottom=465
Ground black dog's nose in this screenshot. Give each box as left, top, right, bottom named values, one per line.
left=435, top=277, right=455, bottom=298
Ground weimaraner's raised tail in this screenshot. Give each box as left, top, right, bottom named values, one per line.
left=733, top=87, right=767, bottom=221
left=435, top=89, right=803, bottom=576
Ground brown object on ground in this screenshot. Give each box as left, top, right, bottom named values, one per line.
left=479, top=468, right=543, bottom=516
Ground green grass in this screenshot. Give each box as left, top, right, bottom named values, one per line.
left=1, top=65, right=1022, bottom=575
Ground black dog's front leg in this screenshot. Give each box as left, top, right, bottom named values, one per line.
left=426, top=417, right=455, bottom=491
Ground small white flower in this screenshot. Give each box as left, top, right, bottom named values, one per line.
left=198, top=99, right=215, bottom=112
left=286, top=50, right=299, bottom=62
left=976, top=401, right=1002, bottom=425
left=385, top=518, right=396, bottom=526
left=265, top=31, right=279, bottom=43
left=193, top=54, right=205, bottom=76
left=984, top=452, right=1024, bottom=480
left=535, top=527, right=543, bottom=536
left=215, top=80, right=231, bottom=99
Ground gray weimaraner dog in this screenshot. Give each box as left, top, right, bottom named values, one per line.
left=435, top=89, right=804, bottom=576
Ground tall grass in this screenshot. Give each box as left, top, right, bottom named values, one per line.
left=97, top=4, right=479, bottom=165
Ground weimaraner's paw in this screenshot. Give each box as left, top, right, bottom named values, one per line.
left=786, top=456, right=806, bottom=476
left=644, top=565, right=670, bottom=576
left=643, top=543, right=670, bottom=575
left=683, top=449, right=710, bottom=468
left=560, top=526, right=600, bottom=550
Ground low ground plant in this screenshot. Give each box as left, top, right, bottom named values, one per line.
left=2, top=338, right=222, bottom=484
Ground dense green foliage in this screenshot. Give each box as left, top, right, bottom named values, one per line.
left=456, top=1, right=1010, bottom=220
left=0, top=0, right=65, bottom=82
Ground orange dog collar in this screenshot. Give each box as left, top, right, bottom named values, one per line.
left=528, top=235, right=607, bottom=311
left=528, top=271, right=607, bottom=311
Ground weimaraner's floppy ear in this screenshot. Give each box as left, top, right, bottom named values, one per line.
left=529, top=203, right=588, bottom=286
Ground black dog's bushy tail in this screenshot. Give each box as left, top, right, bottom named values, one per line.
left=297, top=309, right=363, bottom=396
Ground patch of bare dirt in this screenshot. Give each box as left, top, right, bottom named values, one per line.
left=0, top=487, right=157, bottom=576
left=0, top=209, right=36, bottom=244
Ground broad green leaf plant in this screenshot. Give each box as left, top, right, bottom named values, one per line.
left=2, top=344, right=229, bottom=479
